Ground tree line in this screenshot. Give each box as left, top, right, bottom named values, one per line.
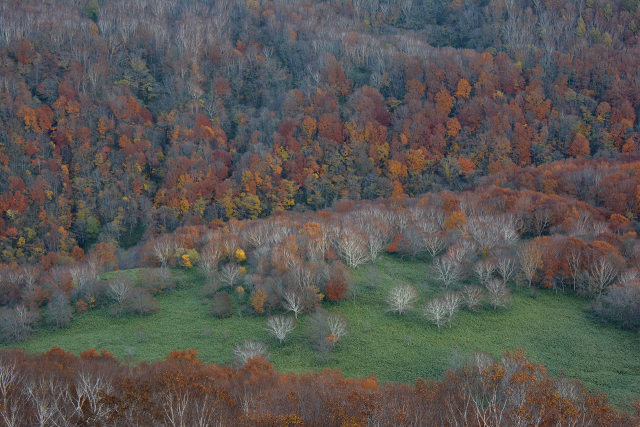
left=0, top=346, right=637, bottom=426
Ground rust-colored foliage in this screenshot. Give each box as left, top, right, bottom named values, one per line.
left=0, top=348, right=633, bottom=426
left=324, top=266, right=347, bottom=302
left=251, top=288, right=268, bottom=313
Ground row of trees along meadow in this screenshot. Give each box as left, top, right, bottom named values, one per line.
left=0, top=0, right=639, bottom=264
left=0, top=347, right=637, bottom=426
left=3, top=184, right=640, bottom=343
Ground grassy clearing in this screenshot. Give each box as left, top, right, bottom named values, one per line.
left=8, top=255, right=640, bottom=405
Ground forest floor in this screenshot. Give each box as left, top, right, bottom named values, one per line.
left=9, top=255, right=640, bottom=406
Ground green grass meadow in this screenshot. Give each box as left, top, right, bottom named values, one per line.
left=7, top=255, right=640, bottom=405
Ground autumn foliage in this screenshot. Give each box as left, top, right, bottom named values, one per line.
left=0, top=0, right=638, bottom=267
left=1, top=0, right=640, bottom=413
left=0, top=347, right=635, bottom=426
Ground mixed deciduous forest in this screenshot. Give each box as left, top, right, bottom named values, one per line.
left=1, top=0, right=640, bottom=422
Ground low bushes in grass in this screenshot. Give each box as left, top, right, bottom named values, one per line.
left=593, top=284, right=640, bottom=330
left=210, top=292, right=233, bottom=318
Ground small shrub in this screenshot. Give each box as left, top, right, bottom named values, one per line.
left=234, top=248, right=246, bottom=262
left=210, top=292, right=233, bottom=318
left=108, top=283, right=159, bottom=318
left=593, top=284, right=640, bottom=330
left=251, top=288, right=268, bottom=314
left=142, top=268, right=175, bottom=295
left=125, top=288, right=160, bottom=316
left=200, top=281, right=221, bottom=298
left=136, top=328, right=148, bottom=343
left=307, top=309, right=348, bottom=360
left=75, top=299, right=88, bottom=313
left=325, top=266, right=348, bottom=302
left=172, top=248, right=200, bottom=268
left=200, top=326, right=212, bottom=339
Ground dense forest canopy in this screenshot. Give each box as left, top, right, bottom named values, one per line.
left=0, top=0, right=639, bottom=263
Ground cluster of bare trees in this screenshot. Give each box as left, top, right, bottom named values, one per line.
left=386, top=279, right=510, bottom=329
left=2, top=181, right=638, bottom=343
left=307, top=309, right=349, bottom=361
left=238, top=309, right=346, bottom=364
left=0, top=351, right=116, bottom=426
left=0, top=305, right=38, bottom=343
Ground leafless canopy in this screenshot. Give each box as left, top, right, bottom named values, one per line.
left=386, top=283, right=419, bottom=315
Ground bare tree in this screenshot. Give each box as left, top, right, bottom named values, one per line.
left=289, top=260, right=316, bottom=289
left=386, top=283, right=418, bottom=315
left=532, top=207, right=553, bottom=236
left=21, top=266, right=39, bottom=289
left=308, top=310, right=348, bottom=346
left=433, top=255, right=463, bottom=289
left=0, top=360, right=21, bottom=427
left=448, top=243, right=472, bottom=263
left=232, top=340, right=269, bottom=366
left=303, top=222, right=331, bottom=262
left=282, top=287, right=304, bottom=319
left=588, top=256, right=619, bottom=300
left=0, top=305, right=37, bottom=343
left=338, top=232, right=369, bottom=268
left=265, top=315, right=296, bottom=343
left=243, top=221, right=269, bottom=249
left=496, top=252, right=517, bottom=286
left=353, top=210, right=391, bottom=263
left=325, top=312, right=348, bottom=341
left=364, top=224, right=387, bottom=263
left=423, top=232, right=447, bottom=258
left=467, top=216, right=501, bottom=253
left=473, top=259, right=496, bottom=285
left=200, top=244, right=222, bottom=281
left=399, top=0, right=414, bottom=22
left=72, top=371, right=114, bottom=423
left=108, top=280, right=132, bottom=318
left=26, top=377, right=61, bottom=427
left=45, top=292, right=72, bottom=329
left=566, top=245, right=583, bottom=292
left=220, top=263, right=242, bottom=287
left=618, top=269, right=639, bottom=285
left=69, top=261, right=99, bottom=299
left=485, top=279, right=511, bottom=309
left=462, top=285, right=483, bottom=311
left=443, top=291, right=461, bottom=326
left=423, top=299, right=447, bottom=328
left=153, top=237, right=174, bottom=270
left=220, top=234, right=241, bottom=260
left=161, top=391, right=190, bottom=427
left=518, top=242, right=542, bottom=288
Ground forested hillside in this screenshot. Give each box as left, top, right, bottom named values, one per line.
left=1, top=0, right=639, bottom=263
